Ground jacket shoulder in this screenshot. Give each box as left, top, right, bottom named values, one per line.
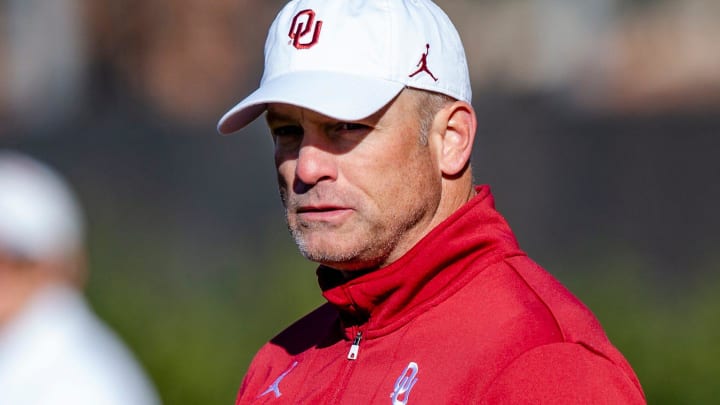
left=479, top=342, right=646, bottom=404
left=501, top=255, right=644, bottom=396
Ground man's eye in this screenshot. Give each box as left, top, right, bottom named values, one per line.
left=337, top=123, right=368, bottom=132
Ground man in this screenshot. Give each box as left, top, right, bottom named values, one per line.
left=217, top=0, right=646, bottom=403
left=0, top=151, right=160, bottom=405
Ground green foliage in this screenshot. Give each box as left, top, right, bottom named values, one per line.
left=85, top=225, right=322, bottom=405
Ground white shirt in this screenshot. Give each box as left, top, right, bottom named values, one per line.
left=0, top=285, right=161, bottom=405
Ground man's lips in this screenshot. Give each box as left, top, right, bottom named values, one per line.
left=295, top=205, right=353, bottom=222
left=297, top=204, right=344, bottom=212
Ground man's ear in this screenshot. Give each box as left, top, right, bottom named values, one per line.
left=432, top=101, right=477, bottom=177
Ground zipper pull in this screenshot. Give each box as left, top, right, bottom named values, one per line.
left=347, top=331, right=362, bottom=360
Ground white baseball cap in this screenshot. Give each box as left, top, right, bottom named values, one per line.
left=217, top=0, right=471, bottom=134
left=0, top=151, right=85, bottom=261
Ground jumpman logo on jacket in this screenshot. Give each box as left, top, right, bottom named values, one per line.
left=258, top=361, right=299, bottom=398
left=408, top=44, right=438, bottom=82
left=390, top=362, right=419, bottom=405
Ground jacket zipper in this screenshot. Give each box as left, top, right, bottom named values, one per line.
left=347, top=331, right=363, bottom=360
left=330, top=327, right=365, bottom=403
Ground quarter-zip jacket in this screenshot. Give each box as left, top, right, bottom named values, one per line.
left=237, top=185, right=645, bottom=404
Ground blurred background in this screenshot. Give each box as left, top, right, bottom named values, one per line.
left=1, top=0, right=718, bottom=403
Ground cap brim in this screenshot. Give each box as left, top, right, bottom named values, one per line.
left=217, top=72, right=405, bottom=135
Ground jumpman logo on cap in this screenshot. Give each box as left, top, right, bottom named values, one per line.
left=408, top=44, right=438, bottom=82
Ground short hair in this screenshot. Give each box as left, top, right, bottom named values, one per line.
left=405, top=87, right=456, bottom=145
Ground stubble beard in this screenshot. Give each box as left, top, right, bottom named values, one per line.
left=278, top=186, right=375, bottom=269
left=284, top=203, right=427, bottom=272
left=285, top=210, right=385, bottom=270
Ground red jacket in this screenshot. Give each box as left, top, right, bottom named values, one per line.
left=237, top=186, right=645, bottom=404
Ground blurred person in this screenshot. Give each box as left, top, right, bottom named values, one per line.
left=217, top=0, right=645, bottom=403
left=0, top=151, right=160, bottom=405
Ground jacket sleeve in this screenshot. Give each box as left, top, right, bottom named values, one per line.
left=479, top=342, right=646, bottom=404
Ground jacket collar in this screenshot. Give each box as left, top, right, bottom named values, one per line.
left=317, top=185, right=523, bottom=339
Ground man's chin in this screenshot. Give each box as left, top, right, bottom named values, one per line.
left=298, top=244, right=354, bottom=264
left=296, top=241, right=358, bottom=267
left=298, top=246, right=386, bottom=272
left=290, top=226, right=382, bottom=267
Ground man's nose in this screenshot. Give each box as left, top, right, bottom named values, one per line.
left=294, top=139, right=337, bottom=186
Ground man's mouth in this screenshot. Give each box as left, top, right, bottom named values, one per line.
left=298, top=205, right=340, bottom=213
left=296, top=205, right=352, bottom=222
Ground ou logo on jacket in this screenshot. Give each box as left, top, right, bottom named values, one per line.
left=391, top=362, right=419, bottom=405
left=289, top=9, right=323, bottom=49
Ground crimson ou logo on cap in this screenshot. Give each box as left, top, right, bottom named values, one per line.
left=289, top=9, right=323, bottom=49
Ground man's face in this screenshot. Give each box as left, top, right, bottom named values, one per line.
left=266, top=90, right=443, bottom=271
